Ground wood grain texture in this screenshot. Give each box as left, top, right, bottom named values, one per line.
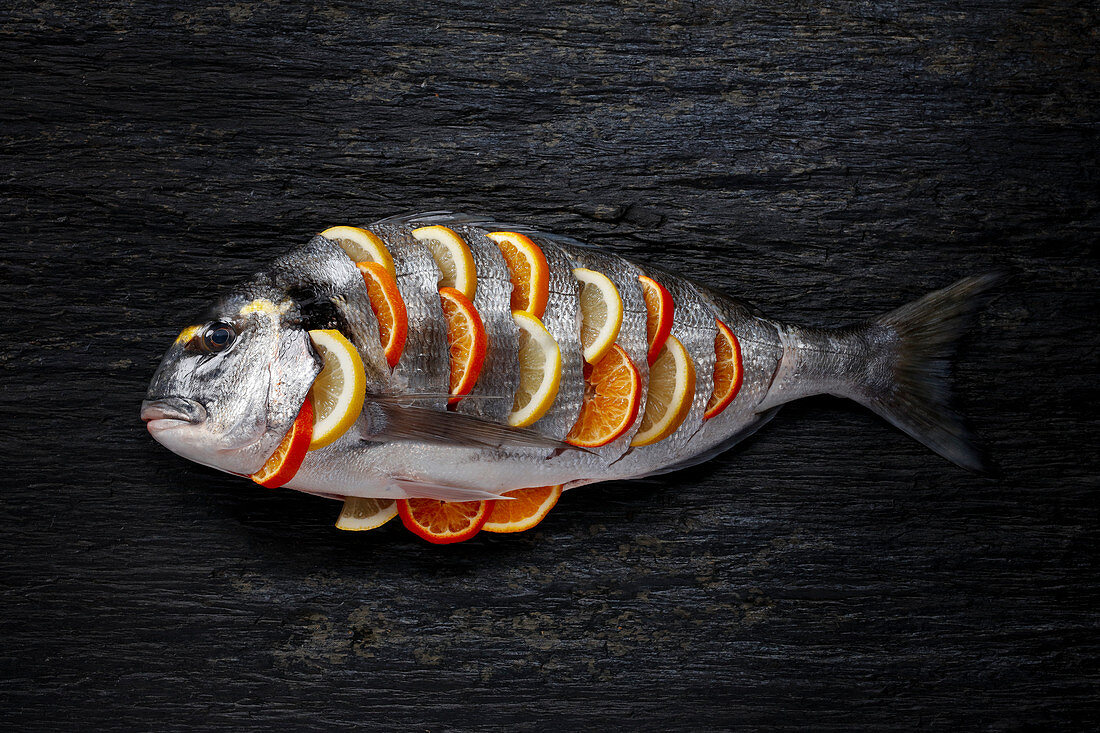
left=1, top=1, right=1097, bottom=730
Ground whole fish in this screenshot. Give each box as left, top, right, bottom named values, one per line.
left=141, top=212, right=996, bottom=510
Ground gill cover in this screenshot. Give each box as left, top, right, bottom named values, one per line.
left=144, top=293, right=321, bottom=475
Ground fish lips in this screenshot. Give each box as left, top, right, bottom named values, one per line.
left=141, top=397, right=208, bottom=433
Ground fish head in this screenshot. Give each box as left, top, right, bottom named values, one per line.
left=141, top=292, right=322, bottom=476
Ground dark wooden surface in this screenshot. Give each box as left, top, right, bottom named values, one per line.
left=2, top=2, right=1098, bottom=730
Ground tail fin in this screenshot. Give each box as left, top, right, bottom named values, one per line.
left=858, top=274, right=1001, bottom=472
left=758, top=274, right=1001, bottom=471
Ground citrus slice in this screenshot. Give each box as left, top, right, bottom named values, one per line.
left=250, top=399, right=314, bottom=488
left=487, top=231, right=550, bottom=319
left=630, top=335, right=696, bottom=446
left=574, top=268, right=624, bottom=364
left=336, top=497, right=398, bottom=531
left=483, top=485, right=564, bottom=533
left=412, top=225, right=477, bottom=301
left=638, top=275, right=674, bottom=365
left=509, top=310, right=562, bottom=427
left=565, top=344, right=641, bottom=447
left=439, top=287, right=488, bottom=406
left=704, top=319, right=743, bottom=420
left=397, top=498, right=491, bottom=544
left=306, top=329, right=366, bottom=450
left=356, top=261, right=408, bottom=368
left=321, top=225, right=395, bottom=278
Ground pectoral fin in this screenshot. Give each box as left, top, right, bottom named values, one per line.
left=362, top=401, right=593, bottom=454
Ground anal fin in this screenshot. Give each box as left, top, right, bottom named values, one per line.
left=388, top=478, right=513, bottom=502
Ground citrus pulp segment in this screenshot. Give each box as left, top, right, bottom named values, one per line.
left=565, top=344, right=641, bottom=447
left=439, top=287, right=488, bottom=406
left=630, top=335, right=696, bottom=446
left=638, top=275, right=674, bottom=365
left=412, top=225, right=478, bottom=301
left=320, top=225, right=396, bottom=278
left=336, top=497, right=398, bottom=531
left=574, top=267, right=624, bottom=364
left=487, top=231, right=550, bottom=319
left=483, top=485, right=564, bottom=533
left=356, top=261, right=408, bottom=368
left=397, top=498, right=491, bottom=544
left=508, top=310, right=562, bottom=428
left=306, top=329, right=366, bottom=450
left=250, top=399, right=314, bottom=488
left=704, top=318, right=743, bottom=420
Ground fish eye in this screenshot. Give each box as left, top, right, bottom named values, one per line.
left=200, top=322, right=236, bottom=354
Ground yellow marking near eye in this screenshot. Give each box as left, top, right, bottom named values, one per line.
left=239, top=299, right=284, bottom=318
left=175, top=325, right=200, bottom=344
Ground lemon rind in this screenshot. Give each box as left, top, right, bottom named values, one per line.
left=630, top=335, right=695, bottom=447
left=306, top=329, right=366, bottom=451
left=335, top=498, right=398, bottom=531
left=507, top=310, right=562, bottom=428
left=412, top=225, right=478, bottom=301
left=574, top=267, right=624, bottom=365
left=321, top=225, right=396, bottom=278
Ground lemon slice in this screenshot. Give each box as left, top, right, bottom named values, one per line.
left=631, top=335, right=696, bottom=446
left=336, top=497, right=398, bottom=531
left=573, top=268, right=623, bottom=364
left=509, top=310, right=562, bottom=427
left=321, top=226, right=396, bottom=278
left=307, top=329, right=366, bottom=450
left=412, top=225, right=477, bottom=300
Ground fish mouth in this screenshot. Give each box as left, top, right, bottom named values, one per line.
left=141, top=397, right=207, bottom=432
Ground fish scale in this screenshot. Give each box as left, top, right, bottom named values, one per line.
left=606, top=270, right=718, bottom=479
left=555, top=244, right=650, bottom=460
left=666, top=291, right=783, bottom=473
left=448, top=224, right=520, bottom=423
left=368, top=213, right=520, bottom=421
left=367, top=224, right=449, bottom=409
left=523, top=235, right=584, bottom=441
left=279, top=235, right=392, bottom=391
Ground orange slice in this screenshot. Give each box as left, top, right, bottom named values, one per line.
left=483, top=485, right=564, bottom=533
left=638, top=275, right=673, bottom=366
left=565, top=344, right=641, bottom=447
left=397, top=498, right=491, bottom=544
left=439, top=287, right=488, bottom=406
left=631, top=335, right=695, bottom=446
left=356, top=261, right=408, bottom=368
left=704, top=319, right=743, bottom=420
left=574, top=268, right=623, bottom=364
left=321, top=226, right=395, bottom=278
left=412, top=225, right=478, bottom=301
left=487, top=231, right=550, bottom=319
left=250, top=399, right=314, bottom=488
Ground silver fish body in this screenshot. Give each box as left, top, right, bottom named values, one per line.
left=446, top=224, right=520, bottom=424
left=555, top=244, right=649, bottom=462
left=524, top=237, right=584, bottom=441
left=142, top=212, right=997, bottom=506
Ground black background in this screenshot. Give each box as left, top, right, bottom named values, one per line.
left=2, top=2, right=1098, bottom=730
